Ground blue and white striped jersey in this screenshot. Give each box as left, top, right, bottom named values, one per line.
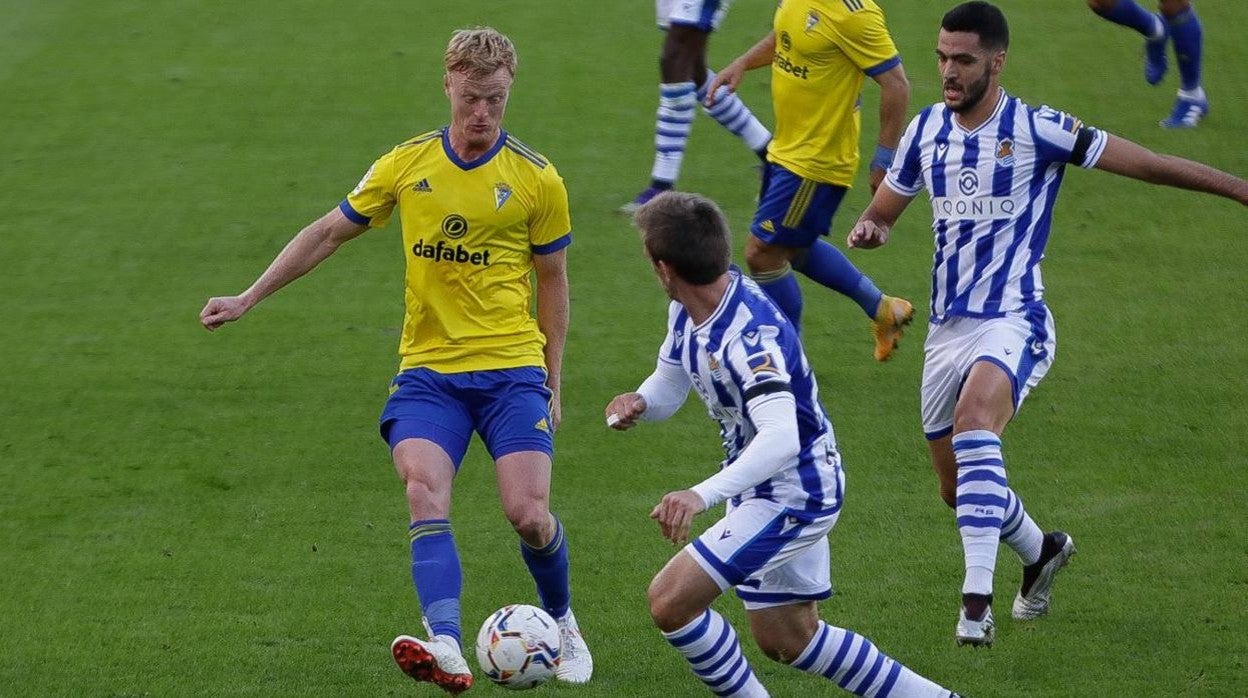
left=886, top=90, right=1108, bottom=322
left=656, top=268, right=842, bottom=515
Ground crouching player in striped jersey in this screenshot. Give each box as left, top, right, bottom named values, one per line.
left=848, top=1, right=1248, bottom=647
left=606, top=191, right=960, bottom=698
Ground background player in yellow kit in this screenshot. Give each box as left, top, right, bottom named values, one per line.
left=706, top=0, right=913, bottom=360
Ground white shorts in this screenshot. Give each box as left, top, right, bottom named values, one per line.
left=687, top=496, right=840, bottom=610
left=920, top=306, right=1057, bottom=440
left=655, top=0, right=732, bottom=31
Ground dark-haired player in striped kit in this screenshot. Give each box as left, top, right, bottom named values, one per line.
left=848, top=1, right=1247, bottom=647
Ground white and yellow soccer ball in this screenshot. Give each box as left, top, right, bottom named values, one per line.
left=475, top=604, right=561, bottom=690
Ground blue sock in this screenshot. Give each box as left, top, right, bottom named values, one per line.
left=409, top=519, right=463, bottom=648
left=1094, top=0, right=1163, bottom=38
left=753, top=265, right=804, bottom=332
left=520, top=514, right=571, bottom=620
left=793, top=240, right=883, bottom=319
left=1168, top=7, right=1203, bottom=90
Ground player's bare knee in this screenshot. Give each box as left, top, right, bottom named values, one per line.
left=744, top=237, right=786, bottom=274
left=953, top=393, right=1003, bottom=434
left=506, top=506, right=551, bottom=545
left=646, top=579, right=688, bottom=633
left=940, top=483, right=957, bottom=508
left=1158, top=0, right=1190, bottom=17
left=402, top=474, right=439, bottom=508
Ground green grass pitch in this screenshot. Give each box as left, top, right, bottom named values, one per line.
left=1, top=0, right=1245, bottom=695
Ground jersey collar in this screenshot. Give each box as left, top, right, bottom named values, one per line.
left=694, top=267, right=742, bottom=332
left=953, top=88, right=1008, bottom=138
left=441, top=127, right=507, bottom=171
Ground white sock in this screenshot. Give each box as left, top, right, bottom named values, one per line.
left=696, top=69, right=771, bottom=151
left=1147, top=12, right=1165, bottom=40
left=953, top=430, right=1007, bottom=596
left=792, top=621, right=955, bottom=697
left=662, top=609, right=769, bottom=697
left=1178, top=86, right=1206, bottom=102
left=1000, top=488, right=1043, bottom=565
left=651, top=81, right=696, bottom=184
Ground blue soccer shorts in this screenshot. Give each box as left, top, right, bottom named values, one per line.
left=750, top=162, right=848, bottom=249
left=380, top=366, right=554, bottom=466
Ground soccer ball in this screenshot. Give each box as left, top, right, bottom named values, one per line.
left=475, top=604, right=561, bottom=690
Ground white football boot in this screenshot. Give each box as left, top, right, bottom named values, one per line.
left=555, top=608, right=593, bottom=683
left=391, top=626, right=473, bottom=695
left=955, top=605, right=995, bottom=648
left=1013, top=531, right=1076, bottom=620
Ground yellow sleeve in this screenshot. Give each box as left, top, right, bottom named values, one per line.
left=529, top=164, right=572, bottom=254
left=829, top=5, right=900, bottom=76
left=342, top=149, right=397, bottom=228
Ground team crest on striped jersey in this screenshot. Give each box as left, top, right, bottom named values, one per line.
left=494, top=182, right=512, bottom=211
left=995, top=138, right=1015, bottom=168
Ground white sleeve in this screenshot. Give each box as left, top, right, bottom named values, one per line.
left=1032, top=105, right=1107, bottom=169
left=886, top=111, right=927, bottom=196
left=637, top=358, right=691, bottom=422
left=690, top=392, right=799, bottom=509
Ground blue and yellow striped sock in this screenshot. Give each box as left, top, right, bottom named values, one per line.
left=520, top=514, right=571, bottom=620
left=409, top=519, right=462, bottom=649
left=753, top=263, right=804, bottom=332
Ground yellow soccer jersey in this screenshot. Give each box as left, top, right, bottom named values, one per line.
left=341, top=128, right=571, bottom=374
left=769, top=0, right=901, bottom=186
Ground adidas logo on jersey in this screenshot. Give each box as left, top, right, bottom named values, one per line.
left=760, top=220, right=776, bottom=233
left=534, top=417, right=550, bottom=433
left=411, top=178, right=432, bottom=193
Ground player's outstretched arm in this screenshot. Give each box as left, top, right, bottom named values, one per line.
left=199, top=206, right=368, bottom=331
left=534, top=248, right=569, bottom=430
left=1094, top=134, right=1248, bottom=206
left=705, top=32, right=777, bottom=107
left=868, top=64, right=910, bottom=193
left=848, top=183, right=915, bottom=250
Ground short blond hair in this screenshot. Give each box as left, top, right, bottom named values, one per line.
left=444, top=27, right=517, bottom=78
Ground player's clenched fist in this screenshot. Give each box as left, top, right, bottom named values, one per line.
left=199, top=295, right=251, bottom=331
left=604, top=392, right=647, bottom=430
left=846, top=219, right=890, bottom=249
